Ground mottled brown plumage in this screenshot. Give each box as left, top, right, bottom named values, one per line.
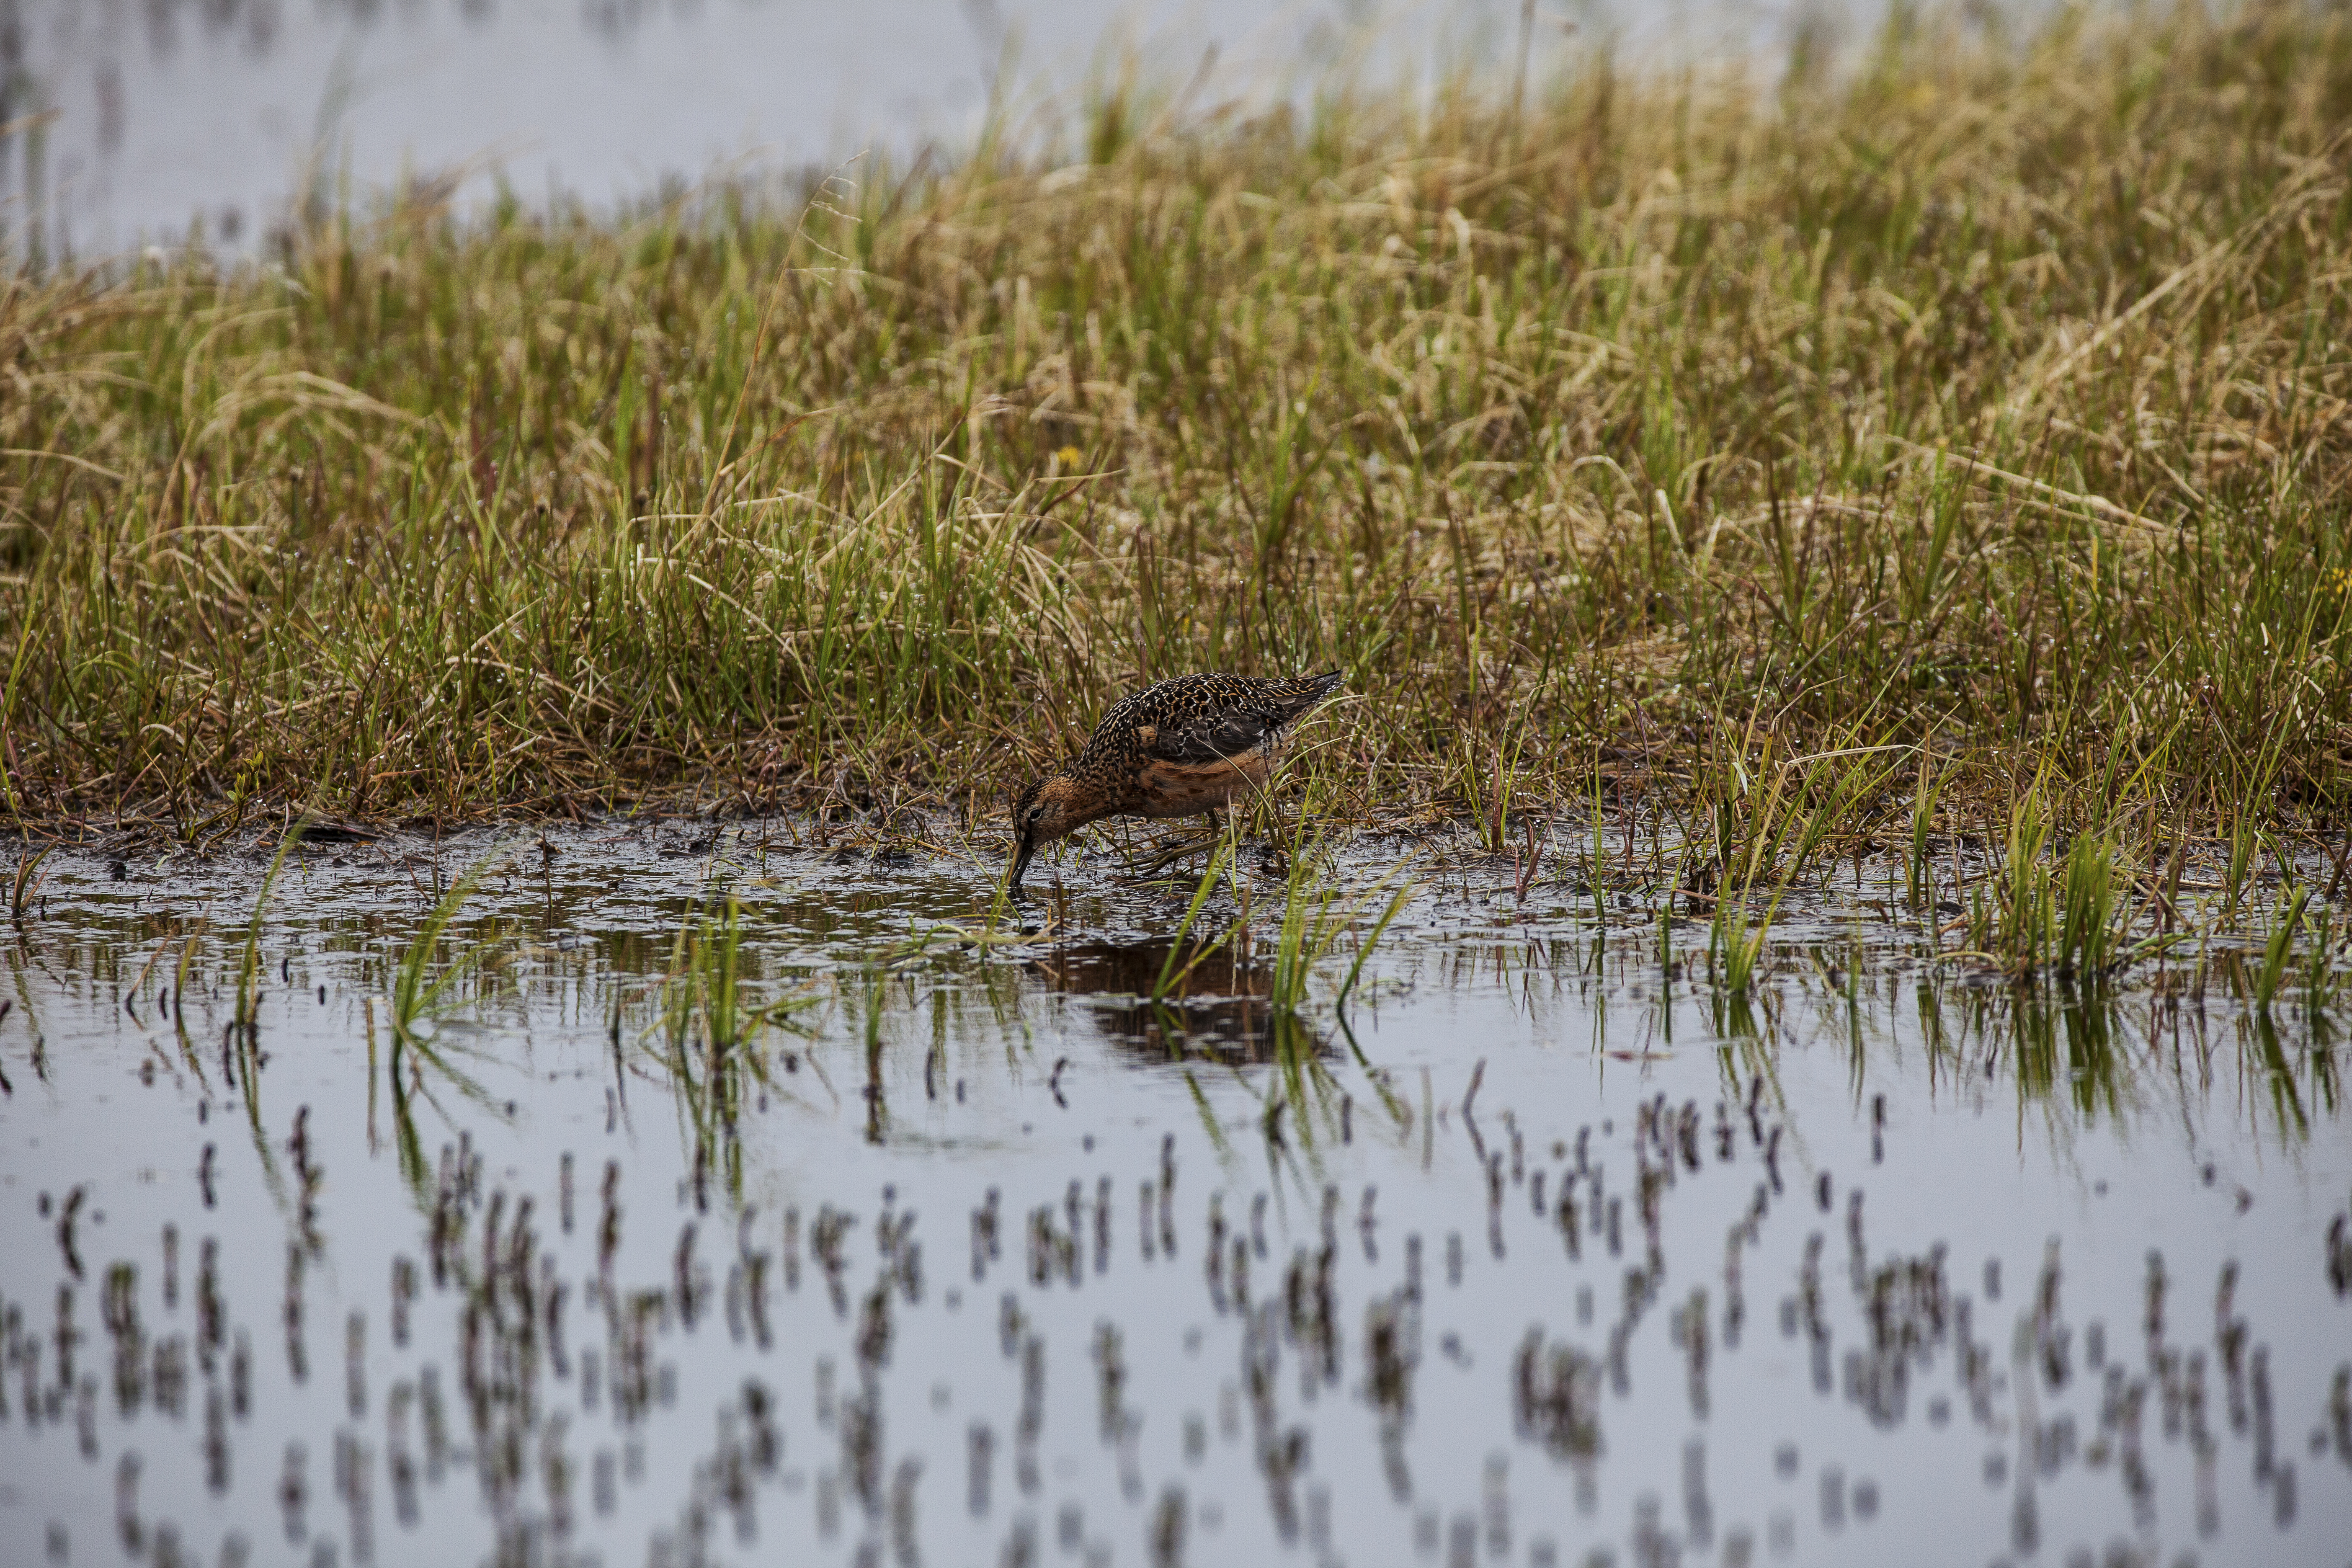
left=1009, top=671, right=1345, bottom=890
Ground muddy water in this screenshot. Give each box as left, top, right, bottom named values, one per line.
left=0, top=818, right=2347, bottom=1568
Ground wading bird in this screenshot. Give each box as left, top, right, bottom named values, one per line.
left=1008, top=671, right=1345, bottom=892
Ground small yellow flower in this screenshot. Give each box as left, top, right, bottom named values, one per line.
left=1055, top=445, right=1083, bottom=470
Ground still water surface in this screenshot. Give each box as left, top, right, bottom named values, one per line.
left=0, top=818, right=2346, bottom=1566
left=5, top=0, right=1841, bottom=257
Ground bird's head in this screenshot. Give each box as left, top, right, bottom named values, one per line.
left=1008, top=776, right=1088, bottom=891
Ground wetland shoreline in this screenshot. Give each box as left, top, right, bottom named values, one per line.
left=0, top=2, right=2347, bottom=882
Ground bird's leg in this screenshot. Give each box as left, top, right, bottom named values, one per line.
left=1120, top=811, right=1229, bottom=883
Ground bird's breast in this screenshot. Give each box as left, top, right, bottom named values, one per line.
left=1132, top=751, right=1271, bottom=817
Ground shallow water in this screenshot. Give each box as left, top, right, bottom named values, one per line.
left=5, top=0, right=1852, bottom=257
left=1, top=818, right=2347, bottom=1568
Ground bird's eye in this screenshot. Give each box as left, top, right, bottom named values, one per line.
left=1026, top=805, right=1045, bottom=825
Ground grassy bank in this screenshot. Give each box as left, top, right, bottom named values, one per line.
left=2, top=3, right=2349, bottom=895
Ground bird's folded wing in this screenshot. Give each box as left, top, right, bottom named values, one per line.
left=1143, top=710, right=1271, bottom=763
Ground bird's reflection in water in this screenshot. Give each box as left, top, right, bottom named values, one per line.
left=1030, top=938, right=1323, bottom=1063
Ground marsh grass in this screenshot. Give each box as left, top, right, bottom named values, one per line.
left=382, top=847, right=512, bottom=1187
left=231, top=823, right=300, bottom=1035
left=1952, top=790, right=2145, bottom=980
left=1906, top=750, right=1948, bottom=909
left=648, top=893, right=825, bottom=1184
left=1710, top=885, right=1782, bottom=999
left=1, top=2, right=2348, bottom=957
left=1259, top=823, right=1425, bottom=1025
left=2254, top=883, right=2316, bottom=1014
left=388, top=847, right=505, bottom=1049
left=1268, top=833, right=1346, bottom=1019
left=7, top=840, right=52, bottom=926
left=1150, top=836, right=1238, bottom=1002
left=1336, top=878, right=1414, bottom=1010
left=2054, top=830, right=2136, bottom=980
